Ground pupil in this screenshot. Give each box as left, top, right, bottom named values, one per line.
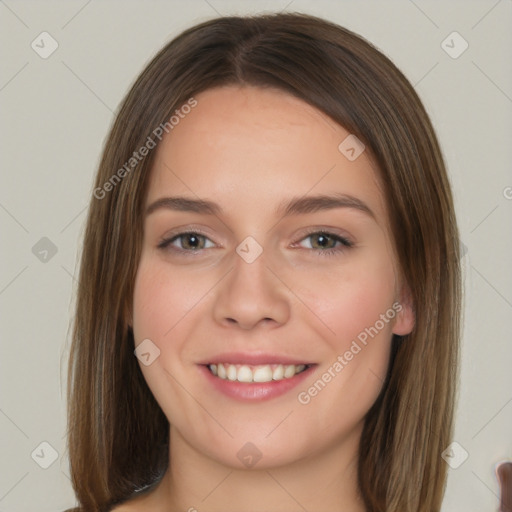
left=186, top=235, right=200, bottom=249
left=315, top=234, right=333, bottom=249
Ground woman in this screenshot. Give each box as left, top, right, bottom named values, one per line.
left=66, top=12, right=461, bottom=512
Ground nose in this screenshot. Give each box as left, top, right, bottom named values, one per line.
left=212, top=250, right=291, bottom=330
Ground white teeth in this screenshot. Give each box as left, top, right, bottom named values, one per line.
left=237, top=365, right=253, bottom=383
left=272, top=365, right=284, bottom=380
left=209, top=363, right=308, bottom=383
left=253, top=365, right=273, bottom=382
left=217, top=363, right=226, bottom=379
left=284, top=365, right=296, bottom=378
left=227, top=365, right=237, bottom=381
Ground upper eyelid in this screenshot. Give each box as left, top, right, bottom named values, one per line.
left=158, top=226, right=216, bottom=242
left=159, top=231, right=215, bottom=248
left=297, top=227, right=352, bottom=240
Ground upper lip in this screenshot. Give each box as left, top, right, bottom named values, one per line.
left=198, top=352, right=314, bottom=366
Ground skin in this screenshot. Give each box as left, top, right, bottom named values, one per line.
left=116, top=85, right=415, bottom=511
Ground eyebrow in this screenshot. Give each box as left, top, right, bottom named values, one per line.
left=146, top=193, right=375, bottom=220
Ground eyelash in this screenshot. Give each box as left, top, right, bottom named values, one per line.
left=294, top=230, right=354, bottom=256
left=157, top=230, right=353, bottom=257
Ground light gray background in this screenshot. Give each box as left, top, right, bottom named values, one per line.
left=1, top=1, right=511, bottom=510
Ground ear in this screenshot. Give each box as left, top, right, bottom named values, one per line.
left=392, top=283, right=415, bottom=336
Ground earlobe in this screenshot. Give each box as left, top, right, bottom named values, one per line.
left=392, top=285, right=415, bottom=336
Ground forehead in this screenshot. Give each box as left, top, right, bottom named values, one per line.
left=147, top=85, right=388, bottom=226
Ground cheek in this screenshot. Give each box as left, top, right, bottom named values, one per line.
left=295, top=263, right=396, bottom=429
left=132, top=259, right=201, bottom=421
left=132, top=264, right=170, bottom=341
left=132, top=259, right=204, bottom=341
left=132, top=256, right=222, bottom=407
left=298, top=254, right=397, bottom=351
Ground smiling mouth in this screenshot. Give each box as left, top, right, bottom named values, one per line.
left=207, top=363, right=312, bottom=383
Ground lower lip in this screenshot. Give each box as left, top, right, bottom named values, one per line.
left=198, top=365, right=316, bottom=402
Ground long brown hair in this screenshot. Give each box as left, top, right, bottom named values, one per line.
left=66, top=12, right=461, bottom=511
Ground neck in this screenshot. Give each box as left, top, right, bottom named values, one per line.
left=151, top=424, right=366, bottom=512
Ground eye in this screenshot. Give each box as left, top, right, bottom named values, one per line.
left=157, top=230, right=353, bottom=256
left=158, top=232, right=215, bottom=252
left=296, top=231, right=353, bottom=256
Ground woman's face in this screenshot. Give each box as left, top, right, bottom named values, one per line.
left=132, top=85, right=414, bottom=470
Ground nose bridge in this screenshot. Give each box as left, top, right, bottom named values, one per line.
left=212, top=245, right=290, bottom=329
